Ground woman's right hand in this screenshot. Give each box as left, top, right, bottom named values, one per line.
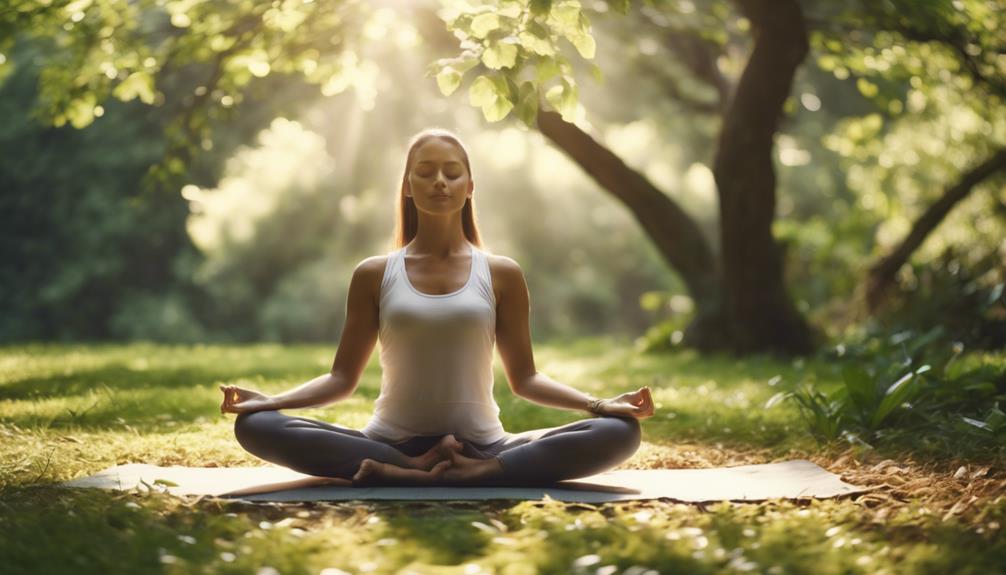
left=219, top=384, right=275, bottom=415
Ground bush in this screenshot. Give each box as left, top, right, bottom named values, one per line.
left=768, top=327, right=1006, bottom=457
left=883, top=246, right=1006, bottom=350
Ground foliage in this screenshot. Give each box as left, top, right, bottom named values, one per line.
left=2, top=0, right=693, bottom=343
left=770, top=327, right=1006, bottom=458
left=1, top=0, right=374, bottom=165
left=3, top=0, right=1004, bottom=349
left=0, top=46, right=196, bottom=341
left=432, top=0, right=605, bottom=125
left=811, top=0, right=1006, bottom=300
left=632, top=291, right=696, bottom=353
left=759, top=0, right=1006, bottom=342
left=0, top=40, right=305, bottom=342
left=880, top=245, right=1006, bottom=350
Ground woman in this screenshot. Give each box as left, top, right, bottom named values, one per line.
left=220, top=128, right=655, bottom=487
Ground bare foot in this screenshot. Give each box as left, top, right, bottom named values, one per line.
left=441, top=450, right=504, bottom=485
left=352, top=458, right=452, bottom=486
left=406, top=434, right=464, bottom=471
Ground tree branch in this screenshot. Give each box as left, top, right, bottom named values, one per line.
left=865, top=147, right=1006, bottom=311
left=535, top=108, right=722, bottom=312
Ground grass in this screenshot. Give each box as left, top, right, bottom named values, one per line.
left=1, top=337, right=1004, bottom=574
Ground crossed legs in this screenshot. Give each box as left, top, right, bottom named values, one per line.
left=234, top=410, right=641, bottom=486
left=233, top=410, right=461, bottom=481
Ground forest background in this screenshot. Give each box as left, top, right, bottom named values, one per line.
left=1, top=0, right=1003, bottom=355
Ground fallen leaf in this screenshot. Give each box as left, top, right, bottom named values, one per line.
left=971, top=466, right=990, bottom=479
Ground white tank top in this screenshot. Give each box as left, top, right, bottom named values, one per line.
left=361, top=243, right=508, bottom=444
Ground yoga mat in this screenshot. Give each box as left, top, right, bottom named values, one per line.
left=62, top=460, right=867, bottom=503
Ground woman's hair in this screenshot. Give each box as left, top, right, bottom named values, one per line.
left=391, top=128, right=485, bottom=250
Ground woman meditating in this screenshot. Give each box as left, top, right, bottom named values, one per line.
left=220, top=128, right=655, bottom=487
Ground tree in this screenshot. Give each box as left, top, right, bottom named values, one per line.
left=865, top=148, right=1006, bottom=311
left=810, top=0, right=1006, bottom=311
left=4, top=0, right=822, bottom=352
left=435, top=0, right=816, bottom=352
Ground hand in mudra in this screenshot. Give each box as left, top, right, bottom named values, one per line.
left=219, top=384, right=274, bottom=414
left=595, top=386, right=655, bottom=419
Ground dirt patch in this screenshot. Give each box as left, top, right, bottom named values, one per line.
left=625, top=441, right=1006, bottom=528
left=810, top=446, right=1006, bottom=526
left=626, top=440, right=770, bottom=470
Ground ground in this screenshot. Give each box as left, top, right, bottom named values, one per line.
left=1, top=339, right=1003, bottom=574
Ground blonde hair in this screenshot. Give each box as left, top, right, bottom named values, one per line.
left=391, top=128, right=485, bottom=250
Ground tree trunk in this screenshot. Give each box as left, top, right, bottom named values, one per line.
left=536, top=109, right=726, bottom=346
left=865, top=147, right=1006, bottom=311
left=712, top=0, right=814, bottom=353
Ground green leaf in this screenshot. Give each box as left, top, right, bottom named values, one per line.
left=871, top=371, right=919, bottom=428
left=518, top=30, right=555, bottom=56
left=469, top=75, right=496, bottom=108
left=764, top=391, right=791, bottom=409
left=536, top=57, right=561, bottom=84
left=516, top=80, right=539, bottom=127
left=482, top=42, right=518, bottom=69
left=498, top=1, right=523, bottom=18
left=114, top=71, right=156, bottom=104
left=65, top=95, right=97, bottom=129
left=545, top=79, right=578, bottom=121
left=436, top=66, right=462, bottom=96
left=551, top=3, right=580, bottom=30
left=469, top=75, right=513, bottom=122
left=569, top=11, right=596, bottom=59
left=983, top=405, right=1006, bottom=432
left=570, top=30, right=596, bottom=59
left=482, top=96, right=513, bottom=122
left=841, top=364, right=875, bottom=413
left=455, top=55, right=481, bottom=74
left=486, top=75, right=514, bottom=121
left=470, top=13, right=500, bottom=38
left=962, top=416, right=992, bottom=432
left=530, top=0, right=552, bottom=16
left=857, top=77, right=879, bottom=98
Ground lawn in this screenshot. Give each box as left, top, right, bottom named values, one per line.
left=1, top=338, right=1004, bottom=574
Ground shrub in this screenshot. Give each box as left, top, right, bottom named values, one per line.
left=768, top=327, right=1006, bottom=456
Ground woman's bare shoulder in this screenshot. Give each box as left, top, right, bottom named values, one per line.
left=355, top=254, right=390, bottom=274
left=351, top=254, right=391, bottom=293
left=486, top=253, right=523, bottom=275
left=486, top=254, right=526, bottom=299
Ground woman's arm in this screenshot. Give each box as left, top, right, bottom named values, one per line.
left=492, top=256, right=655, bottom=419
left=221, top=257, right=383, bottom=414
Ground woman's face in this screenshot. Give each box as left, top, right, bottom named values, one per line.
left=406, top=138, right=473, bottom=214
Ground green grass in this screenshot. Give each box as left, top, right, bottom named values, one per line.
left=1, top=338, right=1004, bottom=574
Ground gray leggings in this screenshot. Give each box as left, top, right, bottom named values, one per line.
left=234, top=410, right=641, bottom=485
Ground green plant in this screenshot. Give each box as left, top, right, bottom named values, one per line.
left=768, top=327, right=1006, bottom=455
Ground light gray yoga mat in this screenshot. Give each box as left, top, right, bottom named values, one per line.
left=62, top=460, right=867, bottom=503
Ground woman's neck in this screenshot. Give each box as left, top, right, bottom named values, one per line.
left=408, top=216, right=469, bottom=258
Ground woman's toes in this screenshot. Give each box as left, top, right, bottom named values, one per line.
left=352, top=459, right=380, bottom=485
left=443, top=434, right=464, bottom=453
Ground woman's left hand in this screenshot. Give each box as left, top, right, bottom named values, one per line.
left=595, top=386, right=655, bottom=419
